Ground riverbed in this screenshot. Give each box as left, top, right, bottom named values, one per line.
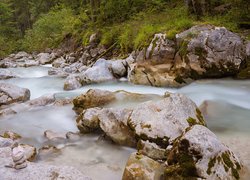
left=0, top=65, right=250, bottom=179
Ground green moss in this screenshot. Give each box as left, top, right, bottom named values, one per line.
left=221, top=151, right=240, bottom=180
left=196, top=108, right=207, bottom=126
left=187, top=117, right=197, bottom=126
left=207, top=157, right=216, bottom=175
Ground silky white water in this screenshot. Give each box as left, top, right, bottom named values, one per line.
left=0, top=66, right=250, bottom=179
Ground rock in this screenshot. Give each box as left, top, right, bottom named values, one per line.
left=44, top=130, right=66, bottom=141
left=73, top=89, right=115, bottom=114
left=0, top=69, right=17, bottom=80
left=11, top=144, right=28, bottom=169
left=0, top=137, right=13, bottom=148
left=48, top=67, right=69, bottom=77
left=14, top=52, right=29, bottom=59
left=166, top=125, right=242, bottom=179
left=19, top=144, right=37, bottom=162
left=80, top=59, right=115, bottom=84
left=73, top=89, right=162, bottom=114
left=1, top=131, right=22, bottom=140
left=129, top=26, right=247, bottom=87
left=66, top=132, right=81, bottom=141
left=0, top=146, right=91, bottom=180
left=110, top=60, right=127, bottom=77
left=0, top=108, right=16, bottom=116
left=137, top=140, right=167, bottom=161
left=122, top=153, right=165, bottom=180
left=0, top=83, right=30, bottom=105
left=98, top=108, right=136, bottom=147
left=52, top=57, right=66, bottom=68
left=53, top=98, right=72, bottom=106
left=76, top=107, right=102, bottom=133
left=23, top=60, right=39, bottom=67
left=237, top=41, right=250, bottom=79
left=36, top=53, right=53, bottom=65
left=89, top=33, right=99, bottom=44
left=27, top=94, right=55, bottom=107
left=175, top=25, right=246, bottom=78
left=38, top=145, right=60, bottom=158
left=128, top=93, right=206, bottom=148
left=64, top=74, right=82, bottom=90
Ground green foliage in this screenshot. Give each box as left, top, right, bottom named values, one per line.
left=22, top=7, right=80, bottom=52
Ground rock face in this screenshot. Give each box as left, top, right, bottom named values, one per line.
left=0, top=83, right=30, bottom=106
left=129, top=25, right=247, bottom=87
left=166, top=125, right=242, bottom=179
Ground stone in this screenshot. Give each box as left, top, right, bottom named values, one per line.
left=19, top=144, right=37, bottom=162
left=0, top=137, right=13, bottom=148
left=27, top=94, right=55, bottom=107
left=52, top=57, right=66, bottom=68
left=64, top=74, right=82, bottom=90
left=166, top=125, right=242, bottom=179
left=137, top=140, right=167, bottom=161
left=98, top=108, right=136, bottom=147
left=44, top=130, right=66, bottom=141
left=38, top=145, right=60, bottom=159
left=110, top=59, right=127, bottom=77
left=48, top=67, right=69, bottom=77
left=73, top=89, right=115, bottom=114
left=76, top=107, right=102, bottom=133
left=0, top=69, right=17, bottom=80
left=36, top=53, right=53, bottom=65
left=80, top=59, right=115, bottom=84
left=66, top=132, right=81, bottom=141
left=2, top=131, right=22, bottom=140
left=128, top=93, right=206, bottom=148
left=14, top=52, right=29, bottom=59
left=0, top=83, right=30, bottom=105
left=122, top=153, right=165, bottom=180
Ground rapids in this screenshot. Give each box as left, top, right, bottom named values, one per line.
left=0, top=65, right=250, bottom=179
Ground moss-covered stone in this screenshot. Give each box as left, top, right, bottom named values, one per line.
left=207, top=157, right=216, bottom=175
left=186, top=117, right=197, bottom=126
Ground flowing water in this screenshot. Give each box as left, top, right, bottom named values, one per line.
left=0, top=66, right=250, bottom=179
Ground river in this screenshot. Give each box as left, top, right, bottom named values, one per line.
left=0, top=65, right=249, bottom=179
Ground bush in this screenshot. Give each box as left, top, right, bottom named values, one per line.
left=22, top=7, right=81, bottom=52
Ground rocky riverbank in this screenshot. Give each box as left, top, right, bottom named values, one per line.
left=0, top=24, right=250, bottom=180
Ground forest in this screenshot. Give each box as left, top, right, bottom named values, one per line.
left=0, top=0, right=249, bottom=57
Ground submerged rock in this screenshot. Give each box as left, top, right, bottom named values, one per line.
left=44, top=130, right=66, bottom=141
left=0, top=83, right=30, bottom=106
left=1, top=131, right=22, bottom=140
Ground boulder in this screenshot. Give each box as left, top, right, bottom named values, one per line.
left=122, top=153, right=165, bottom=180
left=0, top=69, right=17, bottom=80
left=128, top=93, right=206, bottom=148
left=175, top=25, right=246, bottom=78
left=73, top=89, right=115, bottom=114
left=36, top=53, right=53, bottom=65
left=166, top=125, right=242, bottom=179
left=129, top=25, right=247, bottom=87
left=52, top=57, right=66, bottom=68
left=14, top=52, right=29, bottom=59
left=0, top=83, right=30, bottom=106
left=110, top=60, right=128, bottom=77
left=80, top=59, right=115, bottom=84
left=98, top=108, right=136, bottom=147
left=48, top=67, right=69, bottom=77
left=76, top=107, right=102, bottom=133
left=64, top=74, right=82, bottom=90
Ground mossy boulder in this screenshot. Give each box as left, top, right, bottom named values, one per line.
left=166, top=125, right=242, bottom=179
left=128, top=93, right=205, bottom=148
